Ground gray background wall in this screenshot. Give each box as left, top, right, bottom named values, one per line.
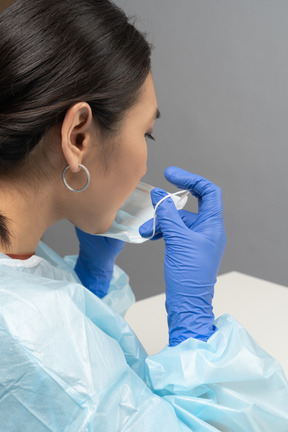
left=43, top=0, right=288, bottom=300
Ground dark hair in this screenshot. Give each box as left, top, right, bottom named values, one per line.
left=0, top=0, right=152, bottom=249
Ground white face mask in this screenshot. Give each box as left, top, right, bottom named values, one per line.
left=96, top=181, right=189, bottom=243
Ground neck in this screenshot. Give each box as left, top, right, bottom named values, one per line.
left=0, top=181, right=63, bottom=255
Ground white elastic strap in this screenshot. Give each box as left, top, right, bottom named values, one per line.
left=149, top=189, right=189, bottom=239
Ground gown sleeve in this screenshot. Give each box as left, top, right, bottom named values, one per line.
left=81, top=284, right=288, bottom=431
left=13, top=241, right=285, bottom=431
left=144, top=313, right=288, bottom=431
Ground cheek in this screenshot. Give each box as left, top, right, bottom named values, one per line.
left=113, top=146, right=146, bottom=208
left=117, top=137, right=147, bottom=178
left=133, top=138, right=148, bottom=174
left=73, top=137, right=147, bottom=235
left=96, top=136, right=147, bottom=209
left=138, top=141, right=148, bottom=176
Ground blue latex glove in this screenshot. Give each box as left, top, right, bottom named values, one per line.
left=139, top=167, right=227, bottom=346
left=74, top=227, right=124, bottom=298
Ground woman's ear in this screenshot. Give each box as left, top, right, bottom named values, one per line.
left=61, top=102, right=94, bottom=173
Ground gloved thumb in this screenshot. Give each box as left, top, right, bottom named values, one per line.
left=150, top=188, right=186, bottom=237
left=139, top=217, right=163, bottom=240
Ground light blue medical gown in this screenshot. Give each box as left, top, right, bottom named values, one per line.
left=0, top=241, right=288, bottom=432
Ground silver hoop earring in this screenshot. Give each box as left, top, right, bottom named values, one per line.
left=62, top=164, right=90, bottom=193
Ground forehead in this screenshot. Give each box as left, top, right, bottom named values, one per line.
left=140, top=72, right=157, bottom=105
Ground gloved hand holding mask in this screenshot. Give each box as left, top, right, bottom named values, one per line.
left=75, top=179, right=188, bottom=298
left=97, top=182, right=189, bottom=243
left=140, top=167, right=227, bottom=346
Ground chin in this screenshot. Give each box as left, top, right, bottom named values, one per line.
left=91, top=213, right=116, bottom=235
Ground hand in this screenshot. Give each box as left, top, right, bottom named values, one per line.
left=142, top=167, right=227, bottom=346
left=139, top=209, right=198, bottom=241
left=74, top=227, right=125, bottom=298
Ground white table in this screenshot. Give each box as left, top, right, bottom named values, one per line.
left=125, top=271, right=288, bottom=378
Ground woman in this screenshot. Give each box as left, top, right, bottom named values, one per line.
left=0, top=0, right=287, bottom=430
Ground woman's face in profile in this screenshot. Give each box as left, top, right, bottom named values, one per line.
left=71, top=72, right=159, bottom=235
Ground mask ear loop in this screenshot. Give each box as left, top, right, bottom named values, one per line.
left=149, top=189, right=189, bottom=239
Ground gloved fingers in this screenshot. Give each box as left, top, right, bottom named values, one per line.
left=178, top=209, right=198, bottom=229
left=150, top=188, right=186, bottom=237
left=150, top=187, right=169, bottom=208
left=75, top=226, right=91, bottom=241
left=139, top=217, right=163, bottom=240
left=104, top=237, right=125, bottom=252
left=149, top=232, right=163, bottom=241
left=164, top=166, right=224, bottom=218
left=75, top=226, right=98, bottom=255
left=139, top=210, right=198, bottom=240
left=75, top=226, right=124, bottom=254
